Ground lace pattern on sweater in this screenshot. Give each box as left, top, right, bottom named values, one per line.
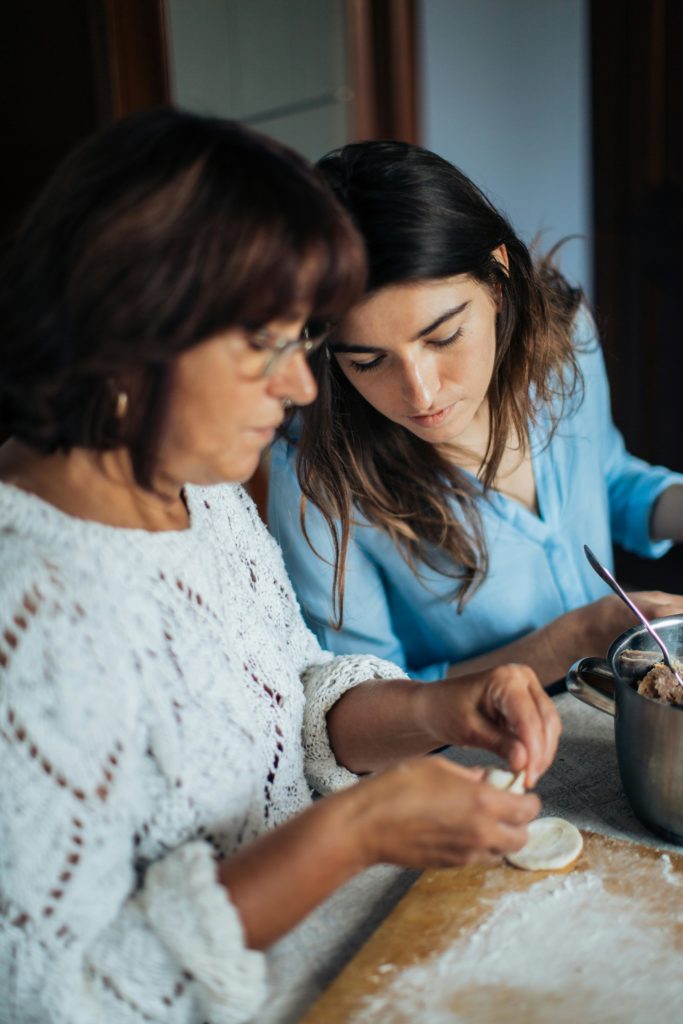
left=0, top=483, right=404, bottom=1023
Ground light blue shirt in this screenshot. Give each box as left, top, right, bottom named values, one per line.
left=268, top=310, right=682, bottom=681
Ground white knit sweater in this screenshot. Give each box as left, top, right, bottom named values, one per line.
left=0, top=481, right=404, bottom=1024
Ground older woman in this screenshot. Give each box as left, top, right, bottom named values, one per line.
left=0, top=110, right=559, bottom=1024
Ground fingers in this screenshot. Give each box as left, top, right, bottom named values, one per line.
left=427, top=786, right=540, bottom=864
left=478, top=784, right=541, bottom=831
left=358, top=756, right=542, bottom=870
left=462, top=714, right=519, bottom=763
left=468, top=786, right=539, bottom=862
left=628, top=590, right=683, bottom=619
left=464, top=726, right=530, bottom=781
left=484, top=665, right=561, bottom=786
left=526, top=681, right=563, bottom=785
left=589, top=593, right=683, bottom=658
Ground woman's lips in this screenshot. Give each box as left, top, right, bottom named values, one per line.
left=408, top=402, right=456, bottom=428
left=249, top=421, right=282, bottom=440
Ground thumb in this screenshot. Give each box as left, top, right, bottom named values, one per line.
left=471, top=718, right=527, bottom=770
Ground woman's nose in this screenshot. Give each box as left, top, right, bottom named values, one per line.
left=268, top=348, right=318, bottom=407
left=401, top=356, right=439, bottom=409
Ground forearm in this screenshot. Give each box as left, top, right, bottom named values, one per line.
left=326, top=660, right=560, bottom=789
left=651, top=483, right=683, bottom=541
left=446, top=594, right=680, bottom=686
left=446, top=623, right=568, bottom=687
left=326, top=677, right=443, bottom=773
left=218, top=787, right=366, bottom=949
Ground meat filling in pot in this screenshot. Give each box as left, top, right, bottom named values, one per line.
left=637, top=661, right=683, bottom=706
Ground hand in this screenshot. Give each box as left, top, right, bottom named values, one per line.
left=349, top=755, right=541, bottom=869
left=570, top=591, right=683, bottom=659
left=420, top=664, right=561, bottom=787
left=651, top=483, right=683, bottom=542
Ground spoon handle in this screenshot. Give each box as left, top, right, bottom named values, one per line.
left=583, top=544, right=677, bottom=673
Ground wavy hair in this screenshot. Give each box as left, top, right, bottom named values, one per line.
left=0, top=107, right=365, bottom=487
left=291, top=141, right=584, bottom=626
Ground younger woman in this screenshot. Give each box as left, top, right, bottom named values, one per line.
left=269, top=140, right=683, bottom=685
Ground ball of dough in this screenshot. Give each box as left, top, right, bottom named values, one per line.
left=484, top=767, right=526, bottom=794
left=505, top=817, right=584, bottom=871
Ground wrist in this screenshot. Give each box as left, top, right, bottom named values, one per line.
left=414, top=675, right=476, bottom=749
left=545, top=607, right=589, bottom=677
left=333, top=764, right=417, bottom=871
left=584, top=596, right=621, bottom=657
left=323, top=778, right=385, bottom=873
left=412, top=678, right=452, bottom=747
left=543, top=615, right=569, bottom=674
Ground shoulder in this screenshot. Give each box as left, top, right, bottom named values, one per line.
left=0, top=487, right=152, bottom=619
left=570, top=304, right=610, bottom=387
left=269, top=436, right=299, bottom=488
left=0, top=523, right=135, bottom=656
left=543, top=303, right=614, bottom=442
left=0, top=538, right=141, bottom=762
left=571, top=302, right=598, bottom=347
left=0, top=518, right=100, bottom=631
left=268, top=437, right=309, bottom=533
left=188, top=480, right=296, bottom=583
left=187, top=481, right=270, bottom=536
left=543, top=301, right=605, bottom=396
left=0, top=489, right=149, bottom=713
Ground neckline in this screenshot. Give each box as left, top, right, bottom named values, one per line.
left=0, top=479, right=199, bottom=544
left=460, top=419, right=553, bottom=532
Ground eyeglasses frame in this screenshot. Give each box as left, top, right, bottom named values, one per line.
left=248, top=323, right=330, bottom=378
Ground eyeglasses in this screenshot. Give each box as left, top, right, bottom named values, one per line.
left=245, top=320, right=331, bottom=378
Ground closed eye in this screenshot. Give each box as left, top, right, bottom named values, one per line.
left=349, top=328, right=464, bottom=374
left=428, top=327, right=463, bottom=349
left=349, top=354, right=385, bottom=373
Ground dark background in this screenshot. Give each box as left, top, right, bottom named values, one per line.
left=591, top=0, right=683, bottom=589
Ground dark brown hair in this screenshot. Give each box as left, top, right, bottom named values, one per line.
left=0, top=107, right=365, bottom=486
left=292, top=141, right=584, bottom=625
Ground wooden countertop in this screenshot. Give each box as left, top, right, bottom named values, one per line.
left=260, top=693, right=683, bottom=1024
left=301, top=831, right=683, bottom=1023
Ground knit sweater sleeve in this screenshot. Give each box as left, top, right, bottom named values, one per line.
left=227, top=488, right=408, bottom=795
left=0, top=555, right=266, bottom=1024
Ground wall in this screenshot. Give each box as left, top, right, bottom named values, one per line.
left=420, top=0, right=591, bottom=296
left=167, top=0, right=352, bottom=161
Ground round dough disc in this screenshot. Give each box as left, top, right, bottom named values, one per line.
left=505, top=817, right=583, bottom=871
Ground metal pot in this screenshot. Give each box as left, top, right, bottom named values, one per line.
left=566, top=614, right=683, bottom=845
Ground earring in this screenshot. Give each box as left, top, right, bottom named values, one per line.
left=115, top=390, right=129, bottom=419
left=282, top=397, right=293, bottom=409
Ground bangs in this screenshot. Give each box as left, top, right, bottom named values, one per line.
left=190, top=136, right=367, bottom=339
left=216, top=216, right=366, bottom=333
left=66, top=125, right=368, bottom=365
left=0, top=106, right=367, bottom=485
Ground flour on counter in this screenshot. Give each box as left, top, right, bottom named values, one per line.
left=351, top=861, right=683, bottom=1024
left=660, top=853, right=682, bottom=887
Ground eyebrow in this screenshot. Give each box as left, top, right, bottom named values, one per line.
left=414, top=301, right=469, bottom=339
left=330, top=301, right=470, bottom=354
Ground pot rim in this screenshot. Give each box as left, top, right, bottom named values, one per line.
left=606, top=613, right=683, bottom=712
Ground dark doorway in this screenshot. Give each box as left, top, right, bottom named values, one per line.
left=591, top=0, right=683, bottom=589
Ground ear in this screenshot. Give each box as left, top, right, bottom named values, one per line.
left=491, top=243, right=510, bottom=275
